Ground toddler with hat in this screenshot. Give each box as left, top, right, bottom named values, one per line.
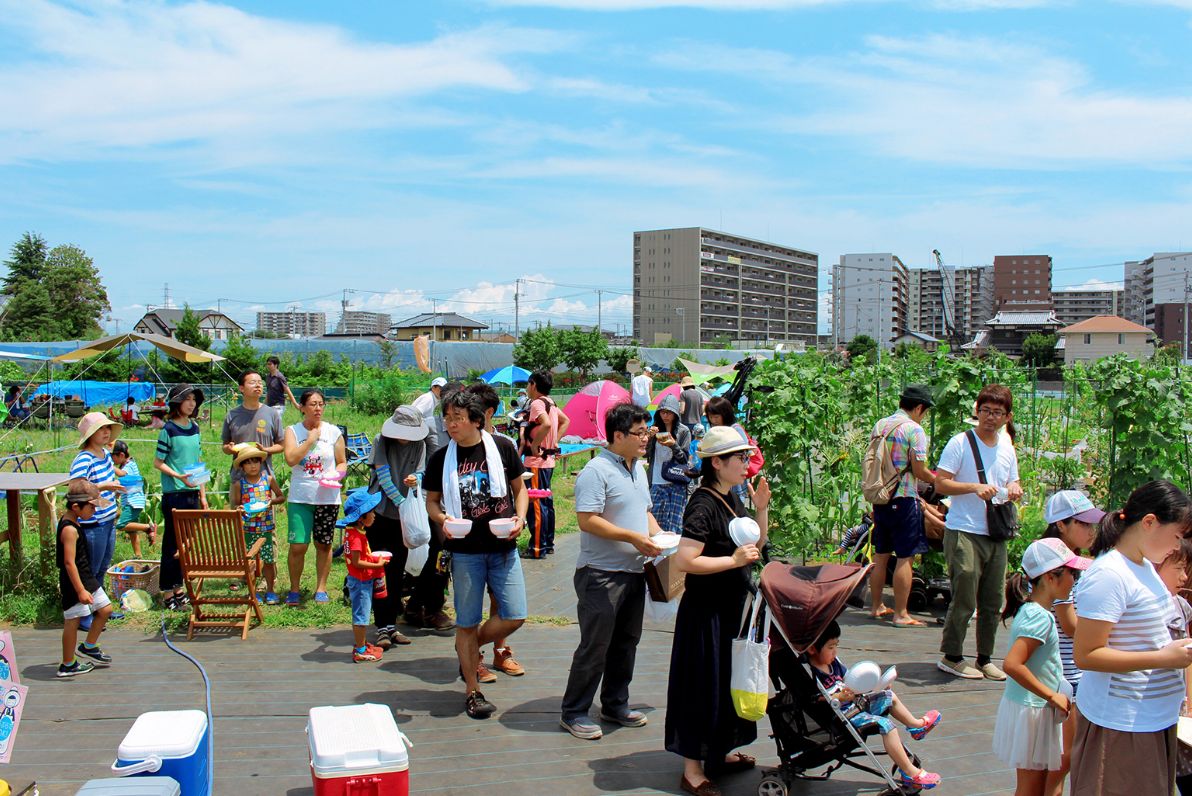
left=993, top=537, right=1091, bottom=794
left=339, top=487, right=387, bottom=663
left=229, top=445, right=284, bottom=604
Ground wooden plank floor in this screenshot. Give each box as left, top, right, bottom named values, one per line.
left=4, top=532, right=1017, bottom=796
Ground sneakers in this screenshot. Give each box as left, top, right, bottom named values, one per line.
left=979, top=661, right=1007, bottom=681
left=76, top=644, right=112, bottom=667
left=57, top=659, right=95, bottom=678
left=353, top=645, right=383, bottom=663
left=163, top=593, right=190, bottom=611
left=599, top=709, right=648, bottom=728
left=492, top=646, right=525, bottom=676
left=465, top=690, right=496, bottom=719
left=560, top=716, right=603, bottom=739
left=390, top=629, right=411, bottom=645
left=908, top=710, right=941, bottom=740
left=936, top=657, right=983, bottom=680
left=476, top=656, right=498, bottom=684
left=898, top=769, right=942, bottom=789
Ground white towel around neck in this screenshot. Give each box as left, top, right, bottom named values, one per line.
left=441, top=430, right=508, bottom=519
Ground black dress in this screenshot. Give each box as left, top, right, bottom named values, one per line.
left=664, top=486, right=757, bottom=770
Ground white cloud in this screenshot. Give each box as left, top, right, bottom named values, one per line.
left=0, top=1, right=564, bottom=163
left=1056, top=277, right=1125, bottom=291
left=657, top=34, right=1192, bottom=168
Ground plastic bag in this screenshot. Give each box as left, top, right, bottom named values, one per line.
left=643, top=595, right=680, bottom=623
left=399, top=485, right=431, bottom=549
left=405, top=543, right=430, bottom=577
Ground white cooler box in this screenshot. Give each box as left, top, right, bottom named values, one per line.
left=77, top=777, right=181, bottom=795
left=308, top=703, right=411, bottom=796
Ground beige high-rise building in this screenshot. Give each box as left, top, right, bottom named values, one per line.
left=1052, top=287, right=1123, bottom=325
left=632, top=227, right=818, bottom=346
left=833, top=254, right=909, bottom=348
left=256, top=311, right=326, bottom=338
left=907, top=265, right=994, bottom=342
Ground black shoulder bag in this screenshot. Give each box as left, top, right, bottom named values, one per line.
left=965, top=429, right=1019, bottom=542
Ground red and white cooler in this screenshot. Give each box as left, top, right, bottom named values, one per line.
left=307, top=703, right=411, bottom=796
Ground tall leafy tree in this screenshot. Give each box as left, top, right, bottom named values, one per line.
left=42, top=244, right=110, bottom=339
left=1021, top=333, right=1058, bottom=368
left=174, top=305, right=210, bottom=351
left=2, top=282, right=61, bottom=341
left=513, top=325, right=561, bottom=372
left=219, top=333, right=260, bottom=377
left=1, top=234, right=110, bottom=341
left=560, top=328, right=608, bottom=380
left=2, top=232, right=48, bottom=293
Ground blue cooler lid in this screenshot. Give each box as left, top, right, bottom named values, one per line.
left=118, top=710, right=207, bottom=760
left=77, top=777, right=181, bottom=795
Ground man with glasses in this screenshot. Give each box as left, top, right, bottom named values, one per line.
left=221, top=369, right=285, bottom=483
left=560, top=403, right=663, bottom=740
left=933, top=384, right=1022, bottom=681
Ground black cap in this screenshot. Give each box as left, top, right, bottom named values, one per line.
left=167, top=383, right=205, bottom=410
left=900, top=384, right=934, bottom=408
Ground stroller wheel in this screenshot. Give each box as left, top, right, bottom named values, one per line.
left=757, top=775, right=789, bottom=796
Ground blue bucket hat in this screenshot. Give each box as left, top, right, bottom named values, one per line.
left=337, top=487, right=383, bottom=527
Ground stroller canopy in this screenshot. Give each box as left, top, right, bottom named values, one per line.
left=760, top=561, right=871, bottom=654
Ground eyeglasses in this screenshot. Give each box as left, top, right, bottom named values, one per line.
left=628, top=430, right=651, bottom=439
left=977, top=407, right=1007, bottom=418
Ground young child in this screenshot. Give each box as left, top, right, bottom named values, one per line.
left=995, top=538, right=1088, bottom=796
left=111, top=440, right=156, bottom=557
left=120, top=396, right=139, bottom=425
left=57, top=479, right=115, bottom=678
left=1071, top=479, right=1192, bottom=796
left=339, top=488, right=387, bottom=663
left=1156, top=538, right=1192, bottom=795
left=229, top=446, right=285, bottom=604
left=808, top=620, right=942, bottom=790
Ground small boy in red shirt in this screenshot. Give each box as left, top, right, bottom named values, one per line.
left=338, top=488, right=387, bottom=662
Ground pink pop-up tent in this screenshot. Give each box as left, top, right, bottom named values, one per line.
left=562, top=380, right=631, bottom=441
left=653, top=382, right=711, bottom=409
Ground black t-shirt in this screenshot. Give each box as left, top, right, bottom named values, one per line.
left=424, top=434, right=525, bottom=554
left=57, top=516, right=99, bottom=610
left=681, top=487, right=750, bottom=598
left=265, top=371, right=288, bottom=407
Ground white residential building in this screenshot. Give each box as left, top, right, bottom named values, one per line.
left=833, top=254, right=909, bottom=349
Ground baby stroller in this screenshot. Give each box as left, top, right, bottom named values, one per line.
left=756, top=562, right=929, bottom=795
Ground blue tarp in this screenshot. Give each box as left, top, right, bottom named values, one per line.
left=32, top=380, right=156, bottom=406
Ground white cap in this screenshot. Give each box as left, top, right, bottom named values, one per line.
left=1044, top=490, right=1106, bottom=525
left=430, top=377, right=447, bottom=388
left=1022, top=538, right=1091, bottom=579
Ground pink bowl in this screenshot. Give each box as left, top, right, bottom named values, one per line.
left=489, top=517, right=518, bottom=539
left=527, top=488, right=553, bottom=499
left=444, top=518, right=473, bottom=539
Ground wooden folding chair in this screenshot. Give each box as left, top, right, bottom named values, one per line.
left=172, top=509, right=265, bottom=640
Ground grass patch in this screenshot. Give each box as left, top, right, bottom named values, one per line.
left=0, top=399, right=582, bottom=629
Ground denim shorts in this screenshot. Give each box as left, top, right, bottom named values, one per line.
left=451, top=550, right=528, bottom=628
left=345, top=575, right=373, bottom=627
left=849, top=689, right=896, bottom=736
left=872, top=497, right=927, bottom=558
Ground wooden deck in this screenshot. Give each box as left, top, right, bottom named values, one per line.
left=4, top=532, right=1017, bottom=795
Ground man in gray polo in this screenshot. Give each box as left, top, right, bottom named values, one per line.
left=560, top=403, right=664, bottom=740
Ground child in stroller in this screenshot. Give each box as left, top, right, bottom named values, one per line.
left=758, top=561, right=941, bottom=796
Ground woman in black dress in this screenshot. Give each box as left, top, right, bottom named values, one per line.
left=666, top=426, right=771, bottom=796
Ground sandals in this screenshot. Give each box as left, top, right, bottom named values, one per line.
left=869, top=607, right=893, bottom=620
left=908, top=710, right=942, bottom=740
left=892, top=617, right=928, bottom=628
left=714, top=753, right=755, bottom=775
left=680, top=776, right=722, bottom=796
left=898, top=768, right=941, bottom=789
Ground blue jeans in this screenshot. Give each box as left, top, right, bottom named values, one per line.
left=81, top=518, right=116, bottom=585
left=451, top=550, right=528, bottom=628
left=345, top=575, right=374, bottom=627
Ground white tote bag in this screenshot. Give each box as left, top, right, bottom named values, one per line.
left=399, top=485, right=432, bottom=549
left=730, top=590, right=771, bottom=722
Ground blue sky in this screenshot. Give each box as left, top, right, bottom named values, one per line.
left=2, top=0, right=1192, bottom=336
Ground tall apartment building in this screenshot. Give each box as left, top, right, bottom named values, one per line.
left=1052, top=287, right=1123, bottom=325
left=954, top=265, right=997, bottom=340
left=632, top=227, right=818, bottom=346
left=832, top=254, right=909, bottom=348
left=334, top=311, right=391, bottom=336
left=1125, top=252, right=1192, bottom=348
left=993, top=255, right=1053, bottom=311
left=905, top=265, right=996, bottom=344
left=255, top=311, right=326, bottom=338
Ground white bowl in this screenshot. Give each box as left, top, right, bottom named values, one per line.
left=489, top=517, right=519, bottom=539
left=374, top=550, right=393, bottom=562
left=243, top=500, right=269, bottom=517
left=728, top=517, right=761, bottom=547
left=844, top=660, right=882, bottom=694
left=653, top=532, right=682, bottom=550
left=444, top=518, right=473, bottom=539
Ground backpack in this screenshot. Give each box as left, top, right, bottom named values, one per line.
left=518, top=397, right=557, bottom=458
left=861, top=418, right=911, bottom=505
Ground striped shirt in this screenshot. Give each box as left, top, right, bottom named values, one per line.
left=1075, top=549, right=1185, bottom=732
left=1052, top=596, right=1081, bottom=690
left=69, top=449, right=118, bottom=525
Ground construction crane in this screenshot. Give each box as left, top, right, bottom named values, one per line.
left=932, top=249, right=964, bottom=347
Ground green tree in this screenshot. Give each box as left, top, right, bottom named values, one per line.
left=846, top=334, right=877, bottom=362
left=1021, top=333, right=1058, bottom=368
left=42, top=244, right=109, bottom=339
left=2, top=232, right=48, bottom=294
left=219, top=333, right=260, bottom=378
left=513, top=325, right=561, bottom=372
left=560, top=329, right=609, bottom=379
left=174, top=305, right=210, bottom=351
left=1, top=283, right=60, bottom=341
left=606, top=345, right=639, bottom=374
left=377, top=339, right=398, bottom=369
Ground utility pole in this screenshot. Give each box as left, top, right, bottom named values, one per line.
left=431, top=298, right=438, bottom=342
left=514, top=279, right=521, bottom=341
left=596, top=289, right=602, bottom=334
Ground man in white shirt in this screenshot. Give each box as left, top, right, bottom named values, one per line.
left=630, top=367, right=653, bottom=408
left=933, top=384, right=1022, bottom=681
left=412, top=377, right=447, bottom=454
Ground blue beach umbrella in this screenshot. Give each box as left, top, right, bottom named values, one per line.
left=481, top=365, right=532, bottom=385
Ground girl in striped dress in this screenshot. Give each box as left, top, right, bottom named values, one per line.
left=1071, top=480, right=1192, bottom=796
